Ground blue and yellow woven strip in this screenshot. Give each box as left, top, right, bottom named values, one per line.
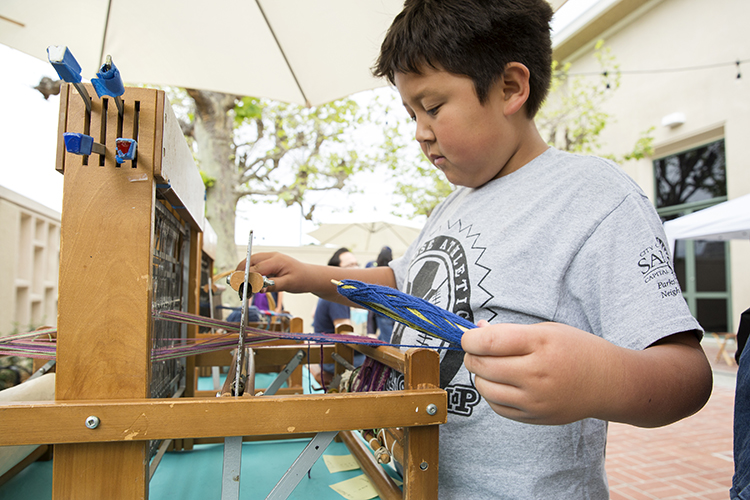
left=334, top=279, right=476, bottom=348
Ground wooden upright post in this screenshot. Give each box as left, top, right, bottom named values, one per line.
left=52, top=84, right=204, bottom=499
left=53, top=84, right=158, bottom=499
left=403, top=348, right=440, bottom=499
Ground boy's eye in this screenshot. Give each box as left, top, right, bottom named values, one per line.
left=426, top=105, right=441, bottom=116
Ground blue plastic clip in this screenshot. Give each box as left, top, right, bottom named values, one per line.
left=115, top=138, right=137, bottom=164
left=47, top=45, right=91, bottom=113
left=92, top=55, right=124, bottom=116
left=63, top=133, right=105, bottom=156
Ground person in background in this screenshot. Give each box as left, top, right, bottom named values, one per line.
left=311, top=247, right=363, bottom=385
left=252, top=290, right=285, bottom=315
left=373, top=246, right=395, bottom=343
left=364, top=260, right=379, bottom=336
left=731, top=307, right=750, bottom=499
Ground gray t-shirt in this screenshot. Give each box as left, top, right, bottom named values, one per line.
left=388, top=147, right=701, bottom=499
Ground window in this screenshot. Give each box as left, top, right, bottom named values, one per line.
left=655, top=139, right=731, bottom=332
left=655, top=140, right=726, bottom=209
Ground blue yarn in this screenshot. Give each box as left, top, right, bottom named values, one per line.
left=335, top=279, right=475, bottom=348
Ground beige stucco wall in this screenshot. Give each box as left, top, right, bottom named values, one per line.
left=0, top=186, right=61, bottom=336
left=553, top=0, right=750, bottom=329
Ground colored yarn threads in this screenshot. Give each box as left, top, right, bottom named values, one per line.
left=334, top=279, right=475, bottom=347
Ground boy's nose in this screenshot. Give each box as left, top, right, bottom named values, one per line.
left=414, top=120, right=435, bottom=143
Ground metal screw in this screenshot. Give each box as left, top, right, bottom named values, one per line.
left=420, top=461, right=429, bottom=471
left=85, top=416, right=100, bottom=429
left=426, top=404, right=438, bottom=415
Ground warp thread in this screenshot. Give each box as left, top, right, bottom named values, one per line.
left=2, top=284, right=476, bottom=362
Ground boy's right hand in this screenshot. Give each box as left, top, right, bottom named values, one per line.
left=236, top=252, right=310, bottom=294
left=236, top=251, right=397, bottom=302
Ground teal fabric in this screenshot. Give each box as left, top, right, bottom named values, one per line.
left=0, top=440, right=400, bottom=499
left=0, top=368, right=400, bottom=499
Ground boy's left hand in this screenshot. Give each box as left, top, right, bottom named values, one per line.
left=461, top=320, right=712, bottom=427
left=462, top=321, right=617, bottom=425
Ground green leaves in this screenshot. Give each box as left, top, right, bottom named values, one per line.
left=539, top=41, right=653, bottom=163
left=234, top=96, right=262, bottom=124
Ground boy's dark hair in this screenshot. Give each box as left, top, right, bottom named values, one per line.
left=328, top=247, right=351, bottom=267
left=373, top=0, right=554, bottom=118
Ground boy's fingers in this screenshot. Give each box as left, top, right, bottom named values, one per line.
left=461, top=323, right=534, bottom=357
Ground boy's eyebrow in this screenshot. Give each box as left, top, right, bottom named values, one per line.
left=402, top=88, right=431, bottom=108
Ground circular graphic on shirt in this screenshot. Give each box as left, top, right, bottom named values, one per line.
left=389, top=220, right=495, bottom=420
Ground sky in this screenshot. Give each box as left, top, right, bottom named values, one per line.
left=0, top=0, right=599, bottom=247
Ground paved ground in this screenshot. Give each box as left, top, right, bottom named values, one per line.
left=606, top=337, right=738, bottom=500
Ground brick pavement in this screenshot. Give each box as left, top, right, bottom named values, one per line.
left=606, top=339, right=738, bottom=500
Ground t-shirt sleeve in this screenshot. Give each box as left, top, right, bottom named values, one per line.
left=556, top=193, right=702, bottom=350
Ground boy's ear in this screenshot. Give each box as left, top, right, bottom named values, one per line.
left=500, top=62, right=531, bottom=116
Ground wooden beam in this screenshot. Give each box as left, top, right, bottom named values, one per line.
left=0, top=389, right=446, bottom=446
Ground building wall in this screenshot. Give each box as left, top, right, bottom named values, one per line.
left=0, top=186, right=61, bottom=336
left=553, top=0, right=750, bottom=330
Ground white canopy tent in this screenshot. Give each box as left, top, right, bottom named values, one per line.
left=663, top=194, right=750, bottom=257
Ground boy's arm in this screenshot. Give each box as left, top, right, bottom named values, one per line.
left=462, top=321, right=713, bottom=427
left=239, top=252, right=398, bottom=305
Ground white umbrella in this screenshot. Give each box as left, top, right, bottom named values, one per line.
left=308, top=220, right=422, bottom=254
left=0, top=0, right=403, bottom=106
left=1, top=0, right=567, bottom=106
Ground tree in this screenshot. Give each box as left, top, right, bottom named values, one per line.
left=386, top=41, right=655, bottom=219
left=175, top=89, right=404, bottom=274
left=536, top=40, right=654, bottom=162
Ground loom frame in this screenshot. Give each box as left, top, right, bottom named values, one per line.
left=0, top=83, right=445, bottom=499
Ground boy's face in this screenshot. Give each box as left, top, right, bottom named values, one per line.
left=394, top=66, right=526, bottom=188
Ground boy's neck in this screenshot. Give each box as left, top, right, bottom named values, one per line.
left=493, top=119, right=549, bottom=181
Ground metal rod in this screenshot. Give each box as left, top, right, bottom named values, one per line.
left=235, top=230, right=254, bottom=396
left=264, top=350, right=305, bottom=396
left=265, top=431, right=338, bottom=500
left=221, top=435, right=243, bottom=500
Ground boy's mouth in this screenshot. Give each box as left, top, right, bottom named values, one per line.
left=429, top=154, right=446, bottom=167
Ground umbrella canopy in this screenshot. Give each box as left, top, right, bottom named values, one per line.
left=308, top=221, right=422, bottom=254
left=663, top=193, right=750, bottom=255
left=1, top=0, right=567, bottom=107
left=1, top=0, right=402, bottom=106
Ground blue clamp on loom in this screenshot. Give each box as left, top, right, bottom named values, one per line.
left=115, top=138, right=137, bottom=164
left=47, top=45, right=91, bottom=113
left=63, top=133, right=105, bottom=156
left=91, top=55, right=125, bottom=116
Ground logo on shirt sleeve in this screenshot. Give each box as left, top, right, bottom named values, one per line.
left=638, top=237, right=681, bottom=298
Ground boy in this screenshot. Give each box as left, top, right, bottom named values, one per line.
left=242, top=0, right=713, bottom=497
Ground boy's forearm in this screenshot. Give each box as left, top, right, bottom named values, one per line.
left=595, top=332, right=713, bottom=428
left=244, top=252, right=398, bottom=305
left=306, top=266, right=397, bottom=304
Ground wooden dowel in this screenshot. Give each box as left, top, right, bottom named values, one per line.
left=246, top=348, right=255, bottom=397
left=352, top=344, right=406, bottom=373
left=384, top=428, right=404, bottom=466
left=339, top=430, right=402, bottom=500
left=362, top=429, right=390, bottom=464
left=385, top=427, right=404, bottom=445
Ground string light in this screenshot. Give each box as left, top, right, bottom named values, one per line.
left=558, top=58, right=748, bottom=79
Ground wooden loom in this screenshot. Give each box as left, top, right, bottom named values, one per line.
left=0, top=83, right=446, bottom=499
